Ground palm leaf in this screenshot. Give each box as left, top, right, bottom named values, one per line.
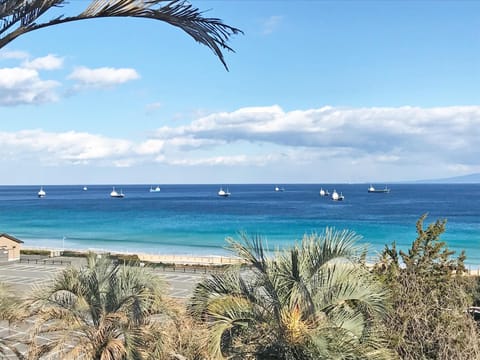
left=0, top=0, right=242, bottom=70
left=206, top=295, right=258, bottom=359
left=190, top=231, right=394, bottom=359
left=23, top=253, right=174, bottom=359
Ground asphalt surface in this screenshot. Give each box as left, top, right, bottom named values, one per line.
left=0, top=259, right=207, bottom=299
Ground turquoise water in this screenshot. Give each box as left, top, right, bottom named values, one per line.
left=0, top=184, right=479, bottom=265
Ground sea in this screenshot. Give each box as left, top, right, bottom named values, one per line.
left=0, top=184, right=479, bottom=266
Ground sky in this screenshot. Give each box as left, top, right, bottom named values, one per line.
left=1, top=0, right=480, bottom=185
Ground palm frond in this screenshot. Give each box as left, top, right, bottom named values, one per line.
left=301, top=228, right=363, bottom=277
left=206, top=295, right=258, bottom=359
left=190, top=230, right=393, bottom=359
left=189, top=268, right=244, bottom=317
left=22, top=254, right=174, bottom=359
left=314, top=264, right=388, bottom=320
left=0, top=0, right=62, bottom=35
left=0, top=0, right=242, bottom=70
left=226, top=233, right=287, bottom=326
left=226, top=232, right=270, bottom=271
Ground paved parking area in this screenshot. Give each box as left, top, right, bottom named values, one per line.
left=0, top=319, right=59, bottom=359
left=0, top=261, right=207, bottom=299
left=0, top=317, right=87, bottom=359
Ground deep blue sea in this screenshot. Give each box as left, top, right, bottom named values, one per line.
left=0, top=184, right=479, bottom=265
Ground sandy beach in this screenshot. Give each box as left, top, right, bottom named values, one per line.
left=136, top=252, right=243, bottom=265
left=22, top=246, right=244, bottom=266
left=22, top=246, right=480, bottom=275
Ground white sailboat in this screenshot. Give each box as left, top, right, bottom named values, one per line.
left=368, top=184, right=390, bottom=193
left=218, top=187, right=231, bottom=197
left=37, top=186, right=46, bottom=198
left=110, top=187, right=125, bottom=198
left=149, top=185, right=161, bottom=192
left=331, top=189, right=344, bottom=201
left=319, top=188, right=330, bottom=197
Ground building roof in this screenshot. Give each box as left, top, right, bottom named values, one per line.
left=0, top=233, right=24, bottom=244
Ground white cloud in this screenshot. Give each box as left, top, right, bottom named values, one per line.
left=68, top=66, right=140, bottom=88
left=167, top=137, right=223, bottom=150
left=22, top=54, right=64, bottom=70
left=0, top=50, right=29, bottom=60
left=262, top=15, right=283, bottom=35
left=0, top=130, right=132, bottom=166
left=145, top=101, right=162, bottom=114
left=1, top=105, right=480, bottom=182
left=0, top=67, right=60, bottom=105
left=163, top=154, right=278, bottom=166
left=0, top=52, right=62, bottom=106
left=150, top=105, right=480, bottom=170
left=0, top=51, right=143, bottom=106
left=165, top=155, right=249, bottom=166
left=135, top=139, right=165, bottom=155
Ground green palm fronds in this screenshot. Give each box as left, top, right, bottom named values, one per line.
left=0, top=0, right=242, bottom=70
left=189, top=229, right=395, bottom=360
left=24, top=253, right=173, bottom=359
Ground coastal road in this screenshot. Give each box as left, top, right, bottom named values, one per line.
left=0, top=261, right=207, bottom=299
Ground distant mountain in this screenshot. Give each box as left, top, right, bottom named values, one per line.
left=417, top=173, right=480, bottom=184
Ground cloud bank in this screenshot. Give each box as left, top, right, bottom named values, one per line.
left=151, top=104, right=480, bottom=164
left=0, top=105, right=479, bottom=181
left=0, top=130, right=132, bottom=165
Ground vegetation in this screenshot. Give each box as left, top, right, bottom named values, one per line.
left=110, top=253, right=141, bottom=263
left=189, top=230, right=395, bottom=360
left=373, top=214, right=480, bottom=360
left=59, top=250, right=89, bottom=258
left=20, top=249, right=51, bottom=256
left=3, top=219, right=480, bottom=359
left=23, top=253, right=178, bottom=359
left=0, top=0, right=242, bottom=70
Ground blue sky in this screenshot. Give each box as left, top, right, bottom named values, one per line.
left=1, top=0, right=480, bottom=184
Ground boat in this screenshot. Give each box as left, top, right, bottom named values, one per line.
left=218, top=187, right=231, bottom=197
left=274, top=186, right=285, bottom=192
left=37, top=187, right=46, bottom=198
left=149, top=185, right=161, bottom=193
left=368, top=185, right=390, bottom=193
left=331, top=189, right=344, bottom=201
left=110, top=187, right=125, bottom=198
left=83, top=186, right=88, bottom=191
left=319, top=188, right=330, bottom=197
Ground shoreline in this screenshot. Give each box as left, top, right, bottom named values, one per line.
left=21, top=246, right=480, bottom=274
left=22, top=246, right=243, bottom=266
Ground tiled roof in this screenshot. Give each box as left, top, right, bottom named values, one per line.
left=0, top=233, right=24, bottom=244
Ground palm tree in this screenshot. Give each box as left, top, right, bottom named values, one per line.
left=0, top=0, right=242, bottom=70
left=24, top=253, right=176, bottom=359
left=189, top=230, right=395, bottom=360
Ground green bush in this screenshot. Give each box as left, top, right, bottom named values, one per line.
left=60, top=250, right=88, bottom=258
left=373, top=214, right=480, bottom=359
left=20, top=249, right=50, bottom=256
